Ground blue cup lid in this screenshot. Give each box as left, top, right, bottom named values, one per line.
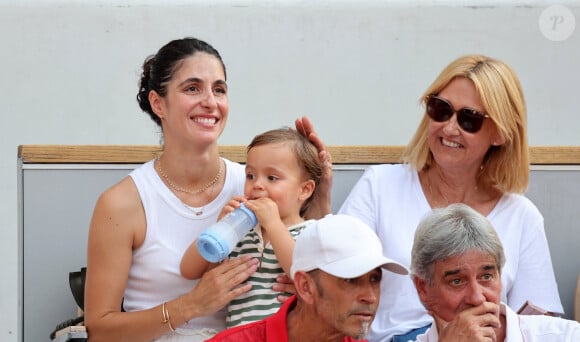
left=197, top=232, right=229, bottom=263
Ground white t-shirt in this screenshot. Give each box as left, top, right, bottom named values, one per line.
left=416, top=303, right=580, bottom=342
left=126, top=158, right=245, bottom=341
left=338, top=164, right=563, bottom=342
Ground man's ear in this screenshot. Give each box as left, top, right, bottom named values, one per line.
left=294, top=271, right=317, bottom=305
left=413, top=275, right=429, bottom=304
left=299, top=179, right=316, bottom=201
left=148, top=90, right=165, bottom=120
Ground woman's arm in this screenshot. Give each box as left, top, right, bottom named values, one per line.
left=85, top=177, right=171, bottom=341
left=84, top=178, right=259, bottom=342
left=505, top=210, right=563, bottom=315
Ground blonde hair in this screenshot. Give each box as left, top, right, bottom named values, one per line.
left=402, top=55, right=529, bottom=193
left=248, top=127, right=323, bottom=217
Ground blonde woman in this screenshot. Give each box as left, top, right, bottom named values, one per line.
left=339, top=55, right=563, bottom=342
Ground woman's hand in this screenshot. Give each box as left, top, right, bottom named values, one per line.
left=272, top=274, right=296, bottom=303
left=295, top=116, right=333, bottom=218
left=181, top=256, right=258, bottom=320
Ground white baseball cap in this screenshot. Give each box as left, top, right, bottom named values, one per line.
left=290, top=214, right=409, bottom=278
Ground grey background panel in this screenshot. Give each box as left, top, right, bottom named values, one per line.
left=19, top=164, right=580, bottom=342
left=21, top=168, right=134, bottom=342
left=527, top=168, right=580, bottom=321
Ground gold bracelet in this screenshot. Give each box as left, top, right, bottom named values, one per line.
left=162, top=302, right=169, bottom=323
left=166, top=310, right=175, bottom=332
left=161, top=302, right=175, bottom=331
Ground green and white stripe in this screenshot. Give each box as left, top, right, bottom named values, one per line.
left=225, top=220, right=312, bottom=328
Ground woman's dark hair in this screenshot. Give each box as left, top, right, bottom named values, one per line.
left=136, top=37, right=226, bottom=126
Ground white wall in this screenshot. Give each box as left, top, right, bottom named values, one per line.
left=2, top=1, right=579, bottom=340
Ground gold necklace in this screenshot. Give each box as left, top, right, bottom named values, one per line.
left=156, top=156, right=223, bottom=196
left=181, top=185, right=216, bottom=216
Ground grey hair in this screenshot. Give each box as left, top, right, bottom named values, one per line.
left=410, top=203, right=506, bottom=285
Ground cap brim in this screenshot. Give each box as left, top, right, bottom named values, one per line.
left=320, top=253, right=409, bottom=278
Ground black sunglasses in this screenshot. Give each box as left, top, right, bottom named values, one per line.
left=426, top=95, right=489, bottom=133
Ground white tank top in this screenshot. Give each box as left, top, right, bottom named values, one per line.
left=124, top=158, right=245, bottom=334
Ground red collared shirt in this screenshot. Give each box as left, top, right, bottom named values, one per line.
left=206, top=295, right=367, bottom=342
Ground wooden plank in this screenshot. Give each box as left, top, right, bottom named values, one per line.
left=529, top=146, right=580, bottom=165
left=17, top=145, right=246, bottom=164
left=18, top=145, right=162, bottom=164
left=327, top=146, right=405, bottom=164
left=18, top=145, right=580, bottom=165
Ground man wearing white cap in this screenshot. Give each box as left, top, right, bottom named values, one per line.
left=207, top=214, right=409, bottom=342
